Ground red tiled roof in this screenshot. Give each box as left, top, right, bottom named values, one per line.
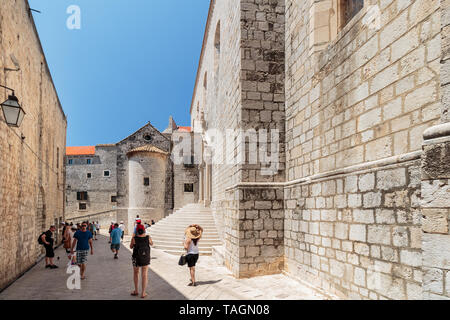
left=66, top=146, right=96, bottom=156
left=177, top=126, right=191, bottom=132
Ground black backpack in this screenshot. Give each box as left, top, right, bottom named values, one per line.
left=37, top=232, right=46, bottom=245
left=134, top=237, right=150, bottom=265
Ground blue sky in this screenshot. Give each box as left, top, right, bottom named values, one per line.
left=29, top=0, right=209, bottom=146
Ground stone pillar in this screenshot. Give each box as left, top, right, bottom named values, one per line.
left=205, top=164, right=211, bottom=207
left=442, top=0, right=450, bottom=122
left=421, top=124, right=450, bottom=299
left=198, top=166, right=204, bottom=203
left=420, top=0, right=450, bottom=299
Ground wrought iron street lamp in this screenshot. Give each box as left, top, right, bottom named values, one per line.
left=0, top=84, right=25, bottom=127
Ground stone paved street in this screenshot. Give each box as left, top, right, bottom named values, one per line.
left=0, top=231, right=331, bottom=300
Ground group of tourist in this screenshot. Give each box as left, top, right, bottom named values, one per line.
left=38, top=216, right=203, bottom=298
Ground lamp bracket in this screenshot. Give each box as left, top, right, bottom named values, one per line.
left=5, top=55, right=20, bottom=72
left=0, top=84, right=15, bottom=96
left=4, top=67, right=20, bottom=72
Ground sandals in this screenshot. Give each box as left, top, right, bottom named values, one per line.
left=141, top=293, right=148, bottom=299
left=130, top=291, right=139, bottom=296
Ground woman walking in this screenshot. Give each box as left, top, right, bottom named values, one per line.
left=184, top=224, right=203, bottom=286
left=63, top=223, right=71, bottom=254
left=130, top=224, right=153, bottom=298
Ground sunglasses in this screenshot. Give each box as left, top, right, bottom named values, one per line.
left=82, top=225, right=87, bottom=228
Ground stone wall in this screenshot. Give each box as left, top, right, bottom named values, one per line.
left=191, top=0, right=286, bottom=278
left=190, top=0, right=243, bottom=277
left=282, top=0, right=446, bottom=299
left=284, top=156, right=423, bottom=299
left=65, top=146, right=117, bottom=219
left=235, top=0, right=286, bottom=277
left=128, top=152, right=169, bottom=226
left=418, top=0, right=450, bottom=300
left=172, top=132, right=199, bottom=209
left=68, top=210, right=118, bottom=229
left=442, top=0, right=450, bottom=122
left=192, top=0, right=450, bottom=297
left=115, top=124, right=172, bottom=234
left=0, top=0, right=67, bottom=291
left=421, top=125, right=450, bottom=299
left=285, top=0, right=441, bottom=181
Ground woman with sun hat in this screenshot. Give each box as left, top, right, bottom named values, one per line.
left=183, top=224, right=203, bottom=286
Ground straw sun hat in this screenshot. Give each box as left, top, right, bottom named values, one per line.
left=185, top=226, right=202, bottom=239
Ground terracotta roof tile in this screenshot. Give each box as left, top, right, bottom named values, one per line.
left=177, top=126, right=191, bottom=132
left=66, top=146, right=96, bottom=156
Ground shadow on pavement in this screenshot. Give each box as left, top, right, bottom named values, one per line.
left=0, top=235, right=187, bottom=300
left=194, top=280, right=222, bottom=286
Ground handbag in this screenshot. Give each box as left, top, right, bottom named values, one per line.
left=178, top=254, right=187, bottom=266
left=63, top=237, right=71, bottom=249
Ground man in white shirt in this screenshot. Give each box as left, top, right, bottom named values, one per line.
left=118, top=221, right=125, bottom=240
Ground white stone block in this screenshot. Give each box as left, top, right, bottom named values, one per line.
left=353, top=209, right=375, bottom=224
left=422, top=234, right=450, bottom=269
left=377, top=168, right=406, bottom=190
left=400, top=250, right=422, bottom=267
left=368, top=225, right=391, bottom=245
left=349, top=224, right=366, bottom=242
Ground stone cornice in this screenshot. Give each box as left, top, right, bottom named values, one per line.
left=225, top=151, right=422, bottom=191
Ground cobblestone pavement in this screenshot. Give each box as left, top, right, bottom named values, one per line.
left=0, top=232, right=332, bottom=300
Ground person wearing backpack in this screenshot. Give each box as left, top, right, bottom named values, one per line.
left=39, top=225, right=58, bottom=269
left=129, top=224, right=153, bottom=298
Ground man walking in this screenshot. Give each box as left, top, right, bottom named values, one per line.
left=119, top=221, right=125, bottom=240
left=110, top=223, right=122, bottom=259
left=40, top=225, right=58, bottom=269
left=71, top=223, right=93, bottom=280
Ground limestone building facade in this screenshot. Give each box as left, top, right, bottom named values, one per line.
left=65, top=119, right=198, bottom=234
left=0, top=0, right=67, bottom=291
left=191, top=0, right=450, bottom=299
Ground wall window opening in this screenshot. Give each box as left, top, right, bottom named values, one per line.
left=77, top=191, right=88, bottom=201
left=340, top=0, right=364, bottom=29
left=184, top=183, right=194, bottom=193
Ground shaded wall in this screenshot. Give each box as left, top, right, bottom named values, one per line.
left=0, top=0, right=67, bottom=290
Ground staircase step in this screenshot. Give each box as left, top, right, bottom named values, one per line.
left=149, top=203, right=221, bottom=256
left=157, top=249, right=213, bottom=256
left=154, top=240, right=222, bottom=246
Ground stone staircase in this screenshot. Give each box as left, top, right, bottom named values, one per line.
left=149, top=203, right=221, bottom=256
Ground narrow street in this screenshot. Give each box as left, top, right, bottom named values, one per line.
left=0, top=231, right=330, bottom=300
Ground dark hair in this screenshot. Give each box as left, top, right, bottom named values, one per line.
left=114, top=223, right=119, bottom=228
left=137, top=228, right=145, bottom=235
left=193, top=238, right=199, bottom=245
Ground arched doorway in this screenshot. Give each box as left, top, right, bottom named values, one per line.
left=35, top=187, right=46, bottom=253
